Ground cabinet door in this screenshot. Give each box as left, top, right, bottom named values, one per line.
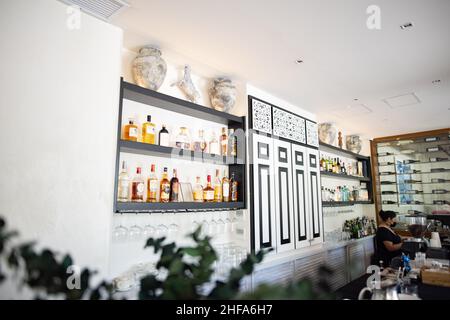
left=291, top=144, right=311, bottom=249
left=274, top=139, right=295, bottom=252
left=306, top=148, right=323, bottom=245
left=250, top=133, right=276, bottom=253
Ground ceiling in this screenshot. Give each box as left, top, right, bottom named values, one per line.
left=112, top=0, right=450, bottom=139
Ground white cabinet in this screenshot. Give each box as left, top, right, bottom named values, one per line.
left=250, top=133, right=277, bottom=253
left=250, top=132, right=323, bottom=254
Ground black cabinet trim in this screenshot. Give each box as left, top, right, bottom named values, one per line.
left=310, top=171, right=320, bottom=238
left=278, top=167, right=292, bottom=245
left=257, top=142, right=270, bottom=160
left=296, top=169, right=307, bottom=241
left=278, top=146, right=288, bottom=163
left=258, top=164, right=273, bottom=248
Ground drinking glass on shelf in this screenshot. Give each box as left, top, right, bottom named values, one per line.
left=128, top=225, right=143, bottom=241
left=156, top=224, right=168, bottom=237
left=143, top=224, right=156, bottom=239
left=113, top=225, right=128, bottom=242
left=168, top=223, right=179, bottom=239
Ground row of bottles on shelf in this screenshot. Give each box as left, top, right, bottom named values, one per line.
left=123, top=115, right=237, bottom=156
left=382, top=200, right=450, bottom=205
left=343, top=217, right=377, bottom=239
left=319, top=156, right=364, bottom=177
left=378, top=157, right=449, bottom=166
left=321, top=185, right=369, bottom=202
left=117, top=161, right=239, bottom=203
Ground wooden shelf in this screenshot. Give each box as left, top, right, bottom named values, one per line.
left=322, top=201, right=373, bottom=207
left=119, top=140, right=242, bottom=164
left=320, top=171, right=370, bottom=182
left=116, top=201, right=245, bottom=213
left=319, top=142, right=369, bottom=160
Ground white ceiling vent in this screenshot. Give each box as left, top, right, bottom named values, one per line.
left=383, top=93, right=421, bottom=108
left=58, top=0, right=129, bottom=21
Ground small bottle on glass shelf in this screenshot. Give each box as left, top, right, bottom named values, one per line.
left=230, top=172, right=238, bottom=202
left=117, top=161, right=130, bottom=202
left=222, top=170, right=230, bottom=202
left=142, top=115, right=156, bottom=144
left=193, top=130, right=207, bottom=152
left=193, top=176, right=204, bottom=202
left=147, top=164, right=158, bottom=203
left=158, top=125, right=170, bottom=147
left=229, top=129, right=237, bottom=157
left=209, top=132, right=220, bottom=155
left=131, top=167, right=145, bottom=202
left=220, top=127, right=228, bottom=156
left=159, top=167, right=170, bottom=203
left=175, top=127, right=191, bottom=150
left=123, top=118, right=138, bottom=142
left=169, top=169, right=180, bottom=202
left=214, top=169, right=223, bottom=202
left=203, top=175, right=215, bottom=202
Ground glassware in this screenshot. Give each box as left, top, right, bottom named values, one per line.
left=168, top=223, right=179, bottom=238
left=193, top=177, right=204, bottom=202
left=143, top=224, right=156, bottom=239
left=117, top=161, right=130, bottom=202
left=193, top=130, right=207, bottom=152
left=156, top=224, right=168, bottom=237
left=128, top=225, right=143, bottom=241
left=175, top=127, right=191, bottom=150
left=209, top=132, right=220, bottom=155
left=113, top=225, right=128, bottom=242
left=209, top=219, right=218, bottom=236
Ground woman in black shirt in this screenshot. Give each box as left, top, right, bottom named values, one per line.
left=376, top=210, right=403, bottom=267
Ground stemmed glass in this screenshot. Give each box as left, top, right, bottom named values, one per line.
left=128, top=225, right=143, bottom=242
left=143, top=224, right=156, bottom=240
left=113, top=224, right=128, bottom=242
left=168, top=223, right=179, bottom=240
left=156, top=224, right=168, bottom=237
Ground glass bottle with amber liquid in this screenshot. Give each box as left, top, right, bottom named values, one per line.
left=220, top=127, right=228, bottom=156
left=142, top=115, right=156, bottom=144
left=131, top=167, right=145, bottom=202
left=147, top=164, right=158, bottom=203
left=222, top=170, right=230, bottom=202
left=169, top=169, right=180, bottom=202
left=159, top=167, right=170, bottom=203
left=203, top=175, right=214, bottom=202
left=193, top=176, right=204, bottom=202
left=214, top=169, right=223, bottom=202
left=230, top=172, right=239, bottom=202
left=123, top=118, right=138, bottom=142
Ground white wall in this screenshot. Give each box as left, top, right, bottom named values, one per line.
left=0, top=0, right=122, bottom=297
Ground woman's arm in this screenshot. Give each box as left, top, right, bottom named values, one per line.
left=383, top=240, right=402, bottom=252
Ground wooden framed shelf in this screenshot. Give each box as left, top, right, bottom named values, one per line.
left=119, top=140, right=241, bottom=165
left=116, top=201, right=245, bottom=213
left=320, top=171, right=370, bottom=182
left=113, top=78, right=247, bottom=213
left=322, top=201, right=373, bottom=207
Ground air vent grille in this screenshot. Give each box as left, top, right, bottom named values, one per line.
left=59, top=0, right=129, bottom=21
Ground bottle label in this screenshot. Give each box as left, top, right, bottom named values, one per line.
left=193, top=190, right=203, bottom=201
left=129, top=128, right=138, bottom=138
left=149, top=180, right=158, bottom=192
left=161, top=185, right=170, bottom=200
left=146, top=126, right=155, bottom=134
left=160, top=133, right=170, bottom=147
left=205, top=190, right=214, bottom=200
left=223, top=183, right=230, bottom=197
left=137, top=183, right=144, bottom=194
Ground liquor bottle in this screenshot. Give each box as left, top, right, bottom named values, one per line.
left=403, top=159, right=420, bottom=164
left=123, top=118, right=138, bottom=142
left=175, top=127, right=191, bottom=150
left=117, top=161, right=130, bottom=202
left=327, top=158, right=332, bottom=172
left=220, top=127, right=228, bottom=156
left=229, top=129, right=237, bottom=156
left=158, top=125, right=170, bottom=147
left=209, top=132, right=220, bottom=155
left=222, top=170, right=230, bottom=202
left=142, top=115, right=156, bottom=144
left=193, top=130, right=207, bottom=152
left=214, top=169, right=223, bottom=202
left=169, top=169, right=180, bottom=202
left=159, top=167, right=170, bottom=203
left=147, top=164, right=158, bottom=203
left=193, top=177, right=204, bottom=202
left=203, top=175, right=215, bottom=202
left=131, top=167, right=145, bottom=202
left=430, top=157, right=448, bottom=162
left=320, top=157, right=325, bottom=171
left=341, top=161, right=346, bottom=174
left=230, top=172, right=238, bottom=202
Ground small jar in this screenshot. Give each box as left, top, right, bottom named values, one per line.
left=175, top=127, right=191, bottom=150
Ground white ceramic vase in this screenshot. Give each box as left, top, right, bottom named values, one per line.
left=132, top=46, right=167, bottom=91
left=209, top=78, right=236, bottom=113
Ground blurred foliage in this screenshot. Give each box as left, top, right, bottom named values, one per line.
left=0, top=216, right=335, bottom=300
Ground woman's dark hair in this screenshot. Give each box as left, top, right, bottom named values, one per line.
left=379, top=210, right=396, bottom=221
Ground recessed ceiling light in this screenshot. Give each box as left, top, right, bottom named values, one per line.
left=354, top=98, right=359, bottom=101
left=295, top=59, right=304, bottom=64
left=400, top=22, right=414, bottom=29
left=432, top=79, right=441, bottom=84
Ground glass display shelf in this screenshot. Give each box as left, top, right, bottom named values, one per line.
left=376, top=134, right=450, bottom=148
left=378, top=169, right=450, bottom=177
left=320, top=170, right=370, bottom=182
left=377, top=159, right=450, bottom=167
left=322, top=201, right=373, bottom=207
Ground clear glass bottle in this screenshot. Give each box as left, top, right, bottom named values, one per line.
left=142, top=115, right=156, bottom=144
left=193, top=130, right=207, bottom=152
left=175, top=127, right=191, bottom=150
left=203, top=175, right=214, bottom=202
left=131, top=167, right=145, bottom=202
left=209, top=132, right=220, bottom=155
left=229, top=128, right=237, bottom=157
left=123, top=118, right=138, bottom=142
left=193, top=176, right=204, bottom=202
left=220, top=127, right=228, bottom=156
left=117, top=161, right=130, bottom=202
left=230, top=172, right=238, bottom=202
left=147, top=164, right=158, bottom=203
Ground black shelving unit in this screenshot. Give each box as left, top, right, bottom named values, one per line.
left=319, top=142, right=369, bottom=160
left=322, top=201, right=373, bottom=207
left=320, top=171, right=370, bottom=182
left=113, top=78, right=247, bottom=213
